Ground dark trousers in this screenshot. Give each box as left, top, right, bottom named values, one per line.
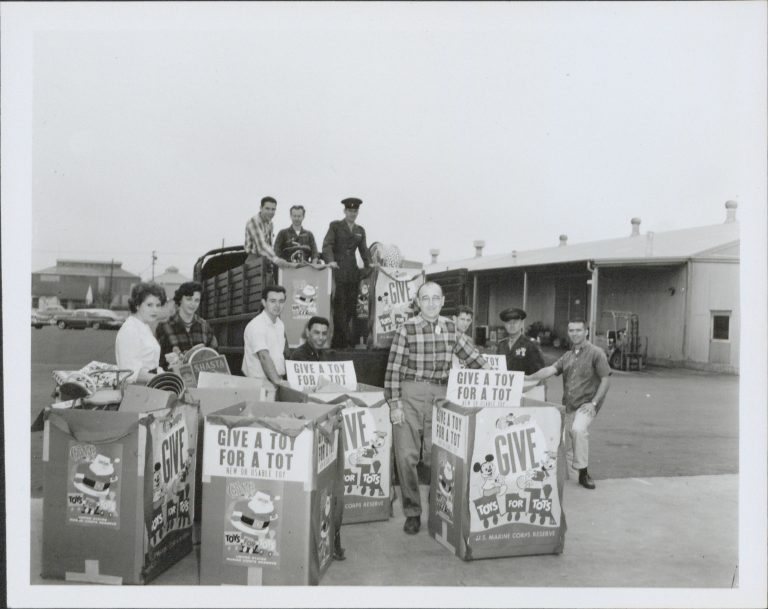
left=333, top=432, right=345, bottom=530
left=332, top=281, right=358, bottom=348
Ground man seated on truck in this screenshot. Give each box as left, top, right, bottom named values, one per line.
left=273, top=205, right=319, bottom=263
left=244, top=196, right=296, bottom=279
left=288, top=316, right=346, bottom=560
left=242, top=285, right=290, bottom=385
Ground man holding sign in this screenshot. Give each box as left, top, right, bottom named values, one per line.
left=385, top=281, right=489, bottom=535
left=525, top=318, right=611, bottom=490
left=288, top=316, right=346, bottom=560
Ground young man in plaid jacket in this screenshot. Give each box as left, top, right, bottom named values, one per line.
left=384, top=281, right=489, bottom=535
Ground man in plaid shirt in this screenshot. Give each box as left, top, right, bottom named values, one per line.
left=155, top=281, right=218, bottom=364
left=385, top=281, right=488, bottom=535
left=244, top=196, right=296, bottom=280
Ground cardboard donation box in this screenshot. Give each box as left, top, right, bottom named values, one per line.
left=41, top=386, right=199, bottom=584
left=280, top=377, right=392, bottom=524
left=201, top=400, right=342, bottom=586
left=184, top=387, right=267, bottom=523
left=196, top=371, right=276, bottom=401
left=429, top=370, right=566, bottom=560
left=278, top=265, right=334, bottom=348
left=370, top=267, right=424, bottom=348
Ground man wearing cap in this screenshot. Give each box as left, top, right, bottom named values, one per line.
left=497, top=307, right=545, bottom=375
left=244, top=197, right=296, bottom=280
left=322, top=198, right=373, bottom=348
left=273, top=205, right=320, bottom=263
left=385, top=281, right=489, bottom=535
left=287, top=315, right=346, bottom=560
left=525, top=318, right=611, bottom=490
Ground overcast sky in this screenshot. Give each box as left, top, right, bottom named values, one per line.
left=12, top=1, right=765, bottom=279
left=3, top=3, right=767, bottom=608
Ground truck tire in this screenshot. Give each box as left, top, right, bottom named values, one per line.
left=57, top=320, right=67, bottom=329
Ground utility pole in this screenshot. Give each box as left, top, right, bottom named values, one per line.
left=151, top=250, right=158, bottom=280
left=107, top=258, right=114, bottom=308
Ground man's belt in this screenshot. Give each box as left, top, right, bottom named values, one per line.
left=410, top=377, right=448, bottom=386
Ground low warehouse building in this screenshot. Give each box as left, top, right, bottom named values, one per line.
left=426, top=202, right=739, bottom=374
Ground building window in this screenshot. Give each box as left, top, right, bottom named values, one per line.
left=711, top=312, right=730, bottom=341
left=40, top=274, right=60, bottom=282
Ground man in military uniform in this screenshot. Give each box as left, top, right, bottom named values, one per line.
left=322, top=197, right=372, bottom=348
left=497, top=307, right=545, bottom=374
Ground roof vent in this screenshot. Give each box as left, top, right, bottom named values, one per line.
left=473, top=240, right=485, bottom=258
left=166, top=266, right=179, bottom=273
left=631, top=217, right=641, bottom=236
left=511, top=250, right=517, bottom=262
left=725, top=200, right=738, bottom=223
left=429, top=249, right=440, bottom=264
left=559, top=234, right=568, bottom=247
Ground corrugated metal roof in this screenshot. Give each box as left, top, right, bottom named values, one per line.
left=425, top=221, right=739, bottom=274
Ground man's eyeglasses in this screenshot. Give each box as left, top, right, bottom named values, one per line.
left=419, top=296, right=443, bottom=304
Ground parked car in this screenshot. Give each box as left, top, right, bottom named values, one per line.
left=54, top=309, right=123, bottom=330
left=31, top=310, right=51, bottom=329
left=35, top=305, right=72, bottom=326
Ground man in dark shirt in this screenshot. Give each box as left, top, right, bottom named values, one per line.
left=273, top=205, right=319, bottom=263
left=496, top=307, right=545, bottom=374
left=288, top=316, right=346, bottom=560
left=526, top=318, right=611, bottom=490
left=289, top=316, right=330, bottom=362
left=322, top=197, right=372, bottom=348
left=155, top=281, right=218, bottom=365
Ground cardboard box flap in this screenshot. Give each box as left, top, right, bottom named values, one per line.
left=46, top=409, right=140, bottom=444
left=308, top=390, right=385, bottom=409
left=118, top=384, right=175, bottom=413
left=206, top=400, right=342, bottom=438
left=185, top=387, right=265, bottom=417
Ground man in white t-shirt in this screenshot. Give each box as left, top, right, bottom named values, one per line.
left=242, top=285, right=289, bottom=383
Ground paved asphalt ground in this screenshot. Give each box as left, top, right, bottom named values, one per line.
left=29, top=326, right=739, bottom=497
left=23, top=326, right=752, bottom=599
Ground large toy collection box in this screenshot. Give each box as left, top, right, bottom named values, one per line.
left=200, top=400, right=342, bottom=585
left=279, top=383, right=392, bottom=524
left=428, top=396, right=567, bottom=561
left=41, top=386, right=199, bottom=584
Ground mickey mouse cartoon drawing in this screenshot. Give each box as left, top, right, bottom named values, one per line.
left=473, top=454, right=508, bottom=515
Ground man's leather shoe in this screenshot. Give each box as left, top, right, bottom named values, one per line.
left=403, top=516, right=421, bottom=535
left=333, top=531, right=346, bottom=561
left=578, top=468, right=596, bottom=489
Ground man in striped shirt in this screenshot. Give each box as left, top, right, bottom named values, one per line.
left=385, top=281, right=488, bottom=535
left=244, top=196, right=296, bottom=280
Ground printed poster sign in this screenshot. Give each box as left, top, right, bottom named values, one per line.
left=203, top=424, right=312, bottom=482
left=317, top=430, right=338, bottom=474
left=453, top=353, right=506, bottom=371
left=286, top=360, right=357, bottom=391
left=223, top=480, right=283, bottom=567
left=66, top=442, right=123, bottom=529
left=432, top=404, right=469, bottom=458
left=146, top=411, right=195, bottom=549
left=468, top=408, right=562, bottom=537
left=371, top=267, right=424, bottom=348
left=446, top=369, right=524, bottom=408
left=341, top=406, right=390, bottom=499
left=280, top=265, right=333, bottom=347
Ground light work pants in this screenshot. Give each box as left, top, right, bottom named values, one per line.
left=393, top=380, right=447, bottom=518
left=564, top=407, right=595, bottom=473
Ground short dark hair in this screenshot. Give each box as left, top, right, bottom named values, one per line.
left=128, top=282, right=167, bottom=313
left=289, top=205, right=305, bottom=215
left=306, top=316, right=330, bottom=331
left=173, top=281, right=203, bottom=306
left=261, top=285, right=286, bottom=301
left=261, top=196, right=277, bottom=207
left=456, top=305, right=474, bottom=317
left=568, top=318, right=588, bottom=328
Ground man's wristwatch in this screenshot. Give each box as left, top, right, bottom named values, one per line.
left=590, top=400, right=598, bottom=408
